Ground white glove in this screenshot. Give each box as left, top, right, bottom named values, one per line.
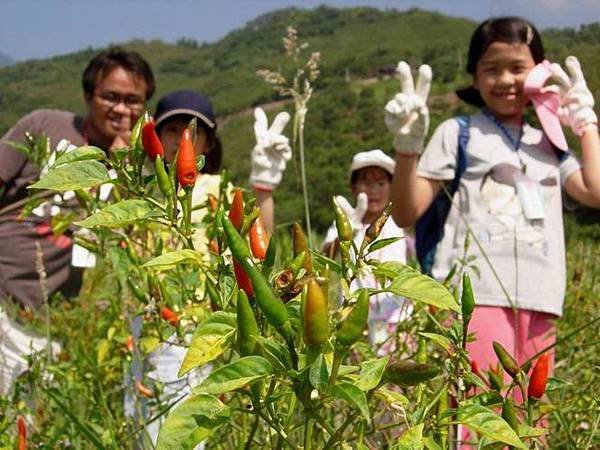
left=334, top=193, right=368, bottom=234
left=249, top=107, right=292, bottom=191
left=384, top=62, right=432, bottom=154
left=550, top=56, right=598, bottom=136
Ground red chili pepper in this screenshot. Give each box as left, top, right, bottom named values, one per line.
left=126, top=335, right=134, bottom=353
left=249, top=216, right=269, bottom=260
left=528, top=354, right=549, bottom=400
left=17, top=415, right=26, bottom=450
left=141, top=120, right=164, bottom=161
left=234, top=260, right=254, bottom=297
left=229, top=189, right=244, bottom=230
left=161, top=307, right=179, bottom=327
left=470, top=359, right=481, bottom=377
left=176, top=128, right=197, bottom=187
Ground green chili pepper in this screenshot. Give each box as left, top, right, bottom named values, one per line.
left=493, top=341, right=519, bottom=378
left=130, top=113, right=144, bottom=149
left=292, top=222, right=312, bottom=272
left=333, top=197, right=353, bottom=242
left=262, top=235, right=277, bottom=277
left=222, top=216, right=291, bottom=337
left=501, top=398, right=519, bottom=431
left=128, top=279, right=146, bottom=302
left=155, top=235, right=164, bottom=256
left=155, top=155, right=173, bottom=199
left=383, top=360, right=441, bottom=387
left=237, top=289, right=260, bottom=356
left=303, top=279, right=330, bottom=348
left=415, top=337, right=427, bottom=363
left=205, top=278, right=222, bottom=310
left=461, top=272, right=475, bottom=323
left=336, top=289, right=369, bottom=349
left=289, top=251, right=306, bottom=278
left=488, top=365, right=505, bottom=391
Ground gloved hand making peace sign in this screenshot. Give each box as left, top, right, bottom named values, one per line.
left=249, top=107, right=292, bottom=191
left=384, top=61, right=432, bottom=154
left=550, top=56, right=598, bottom=137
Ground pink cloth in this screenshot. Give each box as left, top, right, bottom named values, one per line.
left=460, top=306, right=556, bottom=448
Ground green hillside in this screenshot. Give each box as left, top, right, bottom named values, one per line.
left=1, top=6, right=599, bottom=232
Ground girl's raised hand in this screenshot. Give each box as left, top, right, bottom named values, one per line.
left=384, top=61, right=432, bottom=154
left=550, top=56, right=598, bottom=136
left=250, top=107, right=292, bottom=191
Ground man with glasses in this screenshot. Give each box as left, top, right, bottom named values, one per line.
left=0, top=47, right=154, bottom=394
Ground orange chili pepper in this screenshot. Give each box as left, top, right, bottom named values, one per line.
left=161, top=307, right=179, bottom=327
left=135, top=380, right=155, bottom=398
left=17, top=415, right=26, bottom=450
left=176, top=128, right=197, bottom=187
left=126, top=335, right=134, bottom=353
left=249, top=216, right=269, bottom=260
left=208, top=194, right=219, bottom=213
left=229, top=189, right=244, bottom=230
left=209, top=238, right=219, bottom=254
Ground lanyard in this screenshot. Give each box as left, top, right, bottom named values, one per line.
left=482, top=109, right=527, bottom=172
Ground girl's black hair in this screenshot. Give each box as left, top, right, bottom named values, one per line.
left=456, top=17, right=545, bottom=107
left=350, top=167, right=393, bottom=185
left=157, top=117, right=222, bottom=174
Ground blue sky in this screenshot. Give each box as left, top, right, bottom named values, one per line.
left=2, top=0, right=599, bottom=61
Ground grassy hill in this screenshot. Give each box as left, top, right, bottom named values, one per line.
left=1, top=6, right=599, bottom=233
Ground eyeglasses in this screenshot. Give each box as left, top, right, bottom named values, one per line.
left=94, top=91, right=145, bottom=111
left=355, top=179, right=390, bottom=193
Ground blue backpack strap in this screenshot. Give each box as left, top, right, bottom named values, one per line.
left=415, top=116, right=469, bottom=275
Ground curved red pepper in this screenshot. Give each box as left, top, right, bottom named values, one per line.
left=141, top=120, right=164, bottom=161
left=229, top=189, right=244, bottom=230
left=249, top=216, right=269, bottom=260
left=176, top=128, right=197, bottom=187
left=528, top=354, right=549, bottom=400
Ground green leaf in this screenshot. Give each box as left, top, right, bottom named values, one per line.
left=53, top=146, right=106, bottom=167
left=330, top=381, right=370, bottom=424
left=367, top=237, right=402, bottom=254
left=463, top=391, right=503, bottom=407
left=393, top=423, right=424, bottom=449
left=253, top=336, right=292, bottom=373
left=310, top=251, right=341, bottom=274
left=144, top=249, right=205, bottom=271
left=423, top=436, right=443, bottom=450
left=178, top=312, right=237, bottom=376
left=156, top=394, right=231, bottom=450
left=418, top=332, right=452, bottom=352
left=546, top=377, right=572, bottom=392
left=375, top=262, right=460, bottom=312
left=76, top=199, right=161, bottom=228
left=354, top=356, right=388, bottom=391
left=309, top=353, right=329, bottom=390
left=28, top=160, right=110, bottom=191
left=451, top=404, right=527, bottom=449
left=193, top=356, right=273, bottom=395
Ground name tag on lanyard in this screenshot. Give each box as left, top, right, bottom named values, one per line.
left=514, top=173, right=545, bottom=220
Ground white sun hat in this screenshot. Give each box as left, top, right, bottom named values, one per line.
left=349, top=149, right=396, bottom=176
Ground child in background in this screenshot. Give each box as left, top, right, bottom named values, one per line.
left=384, top=16, right=600, bottom=445
left=322, top=149, right=410, bottom=352
left=128, top=90, right=292, bottom=447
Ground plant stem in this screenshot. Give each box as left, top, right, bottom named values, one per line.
left=296, top=108, right=313, bottom=248
left=304, top=417, right=314, bottom=450
left=328, top=350, right=343, bottom=387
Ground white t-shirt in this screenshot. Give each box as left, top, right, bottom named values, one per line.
left=322, top=215, right=410, bottom=346
left=417, top=111, right=581, bottom=316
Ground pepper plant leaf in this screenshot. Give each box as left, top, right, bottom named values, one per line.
left=76, top=199, right=161, bottom=228
left=28, top=160, right=111, bottom=191
left=193, top=356, right=273, bottom=394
